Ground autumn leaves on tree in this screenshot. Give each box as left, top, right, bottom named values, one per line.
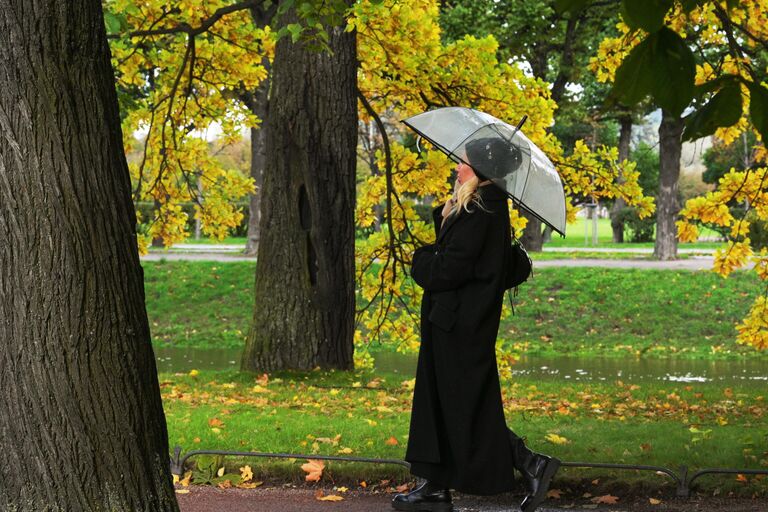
left=103, top=0, right=767, bottom=359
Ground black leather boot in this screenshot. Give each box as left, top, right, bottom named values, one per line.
left=509, top=430, right=561, bottom=512
left=391, top=480, right=453, bottom=512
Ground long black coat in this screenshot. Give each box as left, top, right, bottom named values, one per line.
left=405, top=184, right=517, bottom=495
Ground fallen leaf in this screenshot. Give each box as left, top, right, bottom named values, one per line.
left=180, top=471, right=192, bottom=487
left=591, top=494, right=619, bottom=504
left=188, top=369, right=199, bottom=377
left=301, top=459, right=325, bottom=482
left=216, top=467, right=225, bottom=478
left=640, top=443, right=652, bottom=452
left=547, top=488, right=563, bottom=499
left=256, top=373, right=269, bottom=386
left=736, top=474, right=748, bottom=483
left=395, top=484, right=410, bottom=493
left=336, top=486, right=348, bottom=493
left=237, top=481, right=263, bottom=489
left=360, top=481, right=367, bottom=488
left=649, top=498, right=662, bottom=505
left=591, top=479, right=600, bottom=485
left=217, top=479, right=232, bottom=489
left=172, top=473, right=180, bottom=484
left=545, top=433, right=569, bottom=445
left=193, top=437, right=201, bottom=444
left=208, top=418, right=224, bottom=428
left=385, top=436, right=399, bottom=446
left=240, top=465, right=253, bottom=482
left=175, top=489, right=190, bottom=494
left=318, top=494, right=344, bottom=501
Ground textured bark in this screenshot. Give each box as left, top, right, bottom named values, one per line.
left=0, top=2, right=178, bottom=511
left=244, top=69, right=270, bottom=256
left=241, top=9, right=357, bottom=372
left=610, top=115, right=633, bottom=243
left=654, top=110, right=685, bottom=260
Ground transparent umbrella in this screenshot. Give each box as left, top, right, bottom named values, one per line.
left=402, top=107, right=566, bottom=236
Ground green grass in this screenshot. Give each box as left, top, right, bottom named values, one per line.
left=163, top=369, right=768, bottom=495
left=144, top=261, right=765, bottom=359
left=144, top=261, right=254, bottom=348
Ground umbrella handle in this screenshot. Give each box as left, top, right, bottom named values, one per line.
left=511, top=115, right=528, bottom=138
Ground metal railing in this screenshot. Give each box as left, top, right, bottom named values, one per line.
left=169, top=445, right=768, bottom=497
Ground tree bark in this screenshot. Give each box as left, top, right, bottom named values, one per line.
left=654, top=110, right=684, bottom=260
left=244, top=66, right=270, bottom=256
left=241, top=8, right=357, bottom=372
left=610, top=114, right=633, bottom=243
left=520, top=211, right=544, bottom=251
left=0, top=2, right=178, bottom=511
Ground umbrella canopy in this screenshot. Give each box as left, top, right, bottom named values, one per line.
left=402, top=107, right=566, bottom=236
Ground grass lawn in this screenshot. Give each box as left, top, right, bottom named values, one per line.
left=163, top=369, right=768, bottom=495
left=144, top=261, right=765, bottom=359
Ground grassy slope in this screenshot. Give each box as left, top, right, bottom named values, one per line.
left=144, top=261, right=764, bottom=359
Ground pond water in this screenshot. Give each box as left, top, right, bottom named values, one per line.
left=154, top=346, right=767, bottom=388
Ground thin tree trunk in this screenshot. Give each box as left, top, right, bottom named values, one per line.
left=0, top=1, right=178, bottom=510
left=654, top=110, right=684, bottom=260
left=244, top=65, right=270, bottom=256
left=610, top=114, right=633, bottom=243
left=241, top=7, right=357, bottom=372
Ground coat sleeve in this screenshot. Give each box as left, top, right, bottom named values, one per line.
left=411, top=210, right=490, bottom=292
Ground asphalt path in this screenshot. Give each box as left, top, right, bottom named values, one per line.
left=141, top=249, right=718, bottom=270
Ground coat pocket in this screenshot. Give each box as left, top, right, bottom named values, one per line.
left=428, top=290, right=460, bottom=332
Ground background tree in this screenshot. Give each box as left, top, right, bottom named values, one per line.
left=241, top=1, right=358, bottom=372
left=566, top=0, right=768, bottom=349
left=0, top=0, right=178, bottom=509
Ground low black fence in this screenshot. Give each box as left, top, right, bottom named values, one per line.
left=169, top=445, right=768, bottom=498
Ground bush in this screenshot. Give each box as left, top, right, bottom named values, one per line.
left=617, top=207, right=655, bottom=243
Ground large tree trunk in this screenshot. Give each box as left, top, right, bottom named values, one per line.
left=0, top=2, right=178, bottom=511
left=654, top=110, right=684, bottom=260
left=610, top=114, right=633, bottom=243
left=241, top=8, right=357, bottom=372
left=244, top=67, right=270, bottom=256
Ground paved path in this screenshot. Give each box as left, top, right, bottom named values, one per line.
left=174, top=485, right=766, bottom=512
left=141, top=251, right=718, bottom=270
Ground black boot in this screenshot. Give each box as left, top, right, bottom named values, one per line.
left=391, top=480, right=453, bottom=512
left=509, top=430, right=561, bottom=512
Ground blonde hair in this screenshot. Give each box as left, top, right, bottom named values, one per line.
left=447, top=176, right=484, bottom=218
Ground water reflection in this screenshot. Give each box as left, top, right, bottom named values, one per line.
left=154, top=346, right=767, bottom=387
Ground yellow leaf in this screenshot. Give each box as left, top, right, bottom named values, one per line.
left=317, top=494, right=344, bottom=501
left=189, top=369, right=199, bottom=377
left=180, top=471, right=192, bottom=487
left=240, top=465, right=253, bottom=482
left=649, top=498, right=662, bottom=505
left=544, top=433, right=569, bottom=445
left=216, top=467, right=225, bottom=478
left=175, top=489, right=190, bottom=494
left=237, top=481, right=263, bottom=489
left=301, top=459, right=325, bottom=482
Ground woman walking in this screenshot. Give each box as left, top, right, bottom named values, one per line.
left=392, top=138, right=560, bottom=512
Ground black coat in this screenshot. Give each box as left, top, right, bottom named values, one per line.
left=405, top=184, right=517, bottom=495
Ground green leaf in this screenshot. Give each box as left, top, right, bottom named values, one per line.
left=104, top=12, right=123, bottom=34
left=612, top=34, right=657, bottom=106
left=286, top=23, right=304, bottom=43
left=554, top=0, right=591, bottom=14
left=683, top=83, right=743, bottom=141
left=694, top=75, right=740, bottom=97
left=650, top=28, right=696, bottom=116
left=621, top=0, right=674, bottom=32
left=611, top=28, right=695, bottom=116
left=748, top=82, right=768, bottom=145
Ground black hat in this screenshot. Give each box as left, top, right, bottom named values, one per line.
left=464, top=137, right=523, bottom=179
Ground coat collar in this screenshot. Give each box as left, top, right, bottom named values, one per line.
left=436, top=184, right=507, bottom=242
